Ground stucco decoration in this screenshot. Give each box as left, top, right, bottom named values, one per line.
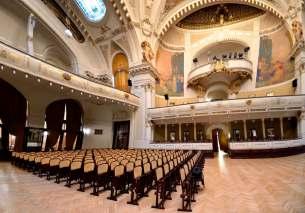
left=292, top=20, right=304, bottom=42
left=141, top=41, right=154, bottom=63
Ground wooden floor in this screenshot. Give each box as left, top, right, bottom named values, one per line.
left=1, top=153, right=305, bottom=213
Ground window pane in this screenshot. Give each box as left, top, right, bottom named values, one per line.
left=75, top=0, right=106, bottom=22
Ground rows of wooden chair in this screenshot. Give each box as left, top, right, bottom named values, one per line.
left=11, top=149, right=205, bottom=211
left=178, top=151, right=205, bottom=212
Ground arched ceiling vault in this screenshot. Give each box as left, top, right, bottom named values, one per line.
left=157, top=0, right=289, bottom=37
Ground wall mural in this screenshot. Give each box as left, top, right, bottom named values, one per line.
left=256, top=28, right=294, bottom=88
left=156, top=47, right=184, bottom=96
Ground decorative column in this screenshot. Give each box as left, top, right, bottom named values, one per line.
left=129, top=63, right=159, bottom=148
left=243, top=120, right=247, bottom=140
left=27, top=13, right=36, bottom=55
left=298, top=111, right=305, bottom=139
left=262, top=118, right=266, bottom=139
left=194, top=122, right=197, bottom=142
left=165, top=124, right=167, bottom=142
left=280, top=117, right=284, bottom=139
left=178, top=123, right=182, bottom=142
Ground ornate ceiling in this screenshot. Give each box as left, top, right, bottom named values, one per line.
left=176, top=4, right=265, bottom=30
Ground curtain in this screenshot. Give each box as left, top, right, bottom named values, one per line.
left=45, top=101, right=64, bottom=149
left=0, top=79, right=26, bottom=151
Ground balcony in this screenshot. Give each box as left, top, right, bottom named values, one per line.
left=0, top=41, right=140, bottom=107
left=188, top=59, right=253, bottom=92
left=148, top=95, right=305, bottom=122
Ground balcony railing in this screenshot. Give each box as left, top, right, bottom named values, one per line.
left=149, top=95, right=305, bottom=121
left=188, top=59, right=253, bottom=84
left=0, top=40, right=140, bottom=107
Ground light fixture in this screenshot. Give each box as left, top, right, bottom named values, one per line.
left=71, top=89, right=74, bottom=93
left=83, top=128, right=91, bottom=135
left=49, top=82, right=53, bottom=86
left=80, top=92, right=83, bottom=95
left=61, top=86, right=64, bottom=90
left=13, top=70, right=16, bottom=74
left=37, top=78, right=40, bottom=82
left=1, top=65, right=3, bottom=70
left=64, top=29, right=73, bottom=38
left=25, top=74, right=28, bottom=78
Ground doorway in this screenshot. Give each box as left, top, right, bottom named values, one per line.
left=212, top=128, right=229, bottom=153
left=0, top=123, right=10, bottom=161
left=113, top=121, right=130, bottom=149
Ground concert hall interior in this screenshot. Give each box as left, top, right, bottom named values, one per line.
left=0, top=0, right=305, bottom=212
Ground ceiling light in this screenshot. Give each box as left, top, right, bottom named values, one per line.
left=13, top=70, right=16, bottom=74
left=64, top=29, right=73, bottom=38
left=25, top=74, right=28, bottom=78
left=49, top=82, right=53, bottom=86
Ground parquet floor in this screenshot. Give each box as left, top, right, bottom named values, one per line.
left=1, top=153, right=305, bottom=213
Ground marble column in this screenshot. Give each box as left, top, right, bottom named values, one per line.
left=165, top=124, right=168, bottom=142
left=262, top=119, right=266, bottom=140
left=178, top=123, right=182, bottom=142
left=280, top=117, right=284, bottom=139
left=243, top=120, right=247, bottom=140
left=194, top=122, right=197, bottom=142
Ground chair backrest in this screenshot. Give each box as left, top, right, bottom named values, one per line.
left=114, top=165, right=125, bottom=177
left=84, top=162, right=95, bottom=173
left=59, top=159, right=71, bottom=168
left=134, top=166, right=142, bottom=179
left=169, top=161, right=174, bottom=170
left=71, top=161, right=82, bottom=170
left=97, top=164, right=108, bottom=175
left=155, top=167, right=163, bottom=181
left=142, top=158, right=148, bottom=164
left=135, top=159, right=142, bottom=167
left=157, top=158, right=163, bottom=167
left=184, top=164, right=189, bottom=176
left=41, top=157, right=51, bottom=165
left=126, top=162, right=134, bottom=172
left=151, top=160, right=157, bottom=170
left=143, top=163, right=151, bottom=174
left=121, top=159, right=128, bottom=166
left=50, top=158, right=60, bottom=166
left=163, top=164, right=169, bottom=175
left=180, top=168, right=186, bottom=182
left=110, top=161, right=119, bottom=171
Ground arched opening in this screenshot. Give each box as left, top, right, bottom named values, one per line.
left=112, top=53, right=129, bottom=92
left=45, top=99, right=83, bottom=151
left=212, top=128, right=229, bottom=153
left=0, top=79, right=27, bottom=158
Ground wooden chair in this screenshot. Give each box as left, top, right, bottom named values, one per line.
left=55, top=159, right=71, bottom=183
left=92, top=163, right=110, bottom=196
left=108, top=164, right=126, bottom=201
left=79, top=162, right=95, bottom=192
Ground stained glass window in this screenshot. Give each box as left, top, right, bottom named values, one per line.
left=75, top=0, right=106, bottom=22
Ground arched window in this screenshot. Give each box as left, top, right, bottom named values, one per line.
left=75, top=0, right=106, bottom=22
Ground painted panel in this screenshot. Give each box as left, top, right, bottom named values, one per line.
left=256, top=28, right=294, bottom=87
left=156, top=47, right=184, bottom=96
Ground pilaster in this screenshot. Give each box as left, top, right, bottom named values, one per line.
left=129, top=63, right=159, bottom=148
